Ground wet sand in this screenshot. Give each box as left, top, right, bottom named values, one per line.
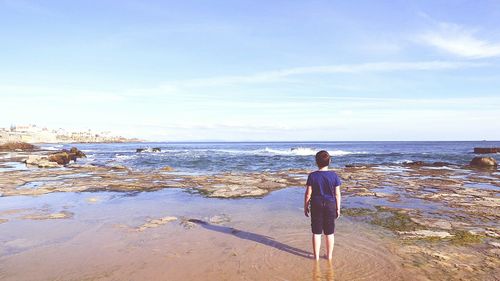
left=0, top=188, right=409, bottom=281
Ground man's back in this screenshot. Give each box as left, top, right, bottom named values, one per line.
left=307, top=170, right=341, bottom=201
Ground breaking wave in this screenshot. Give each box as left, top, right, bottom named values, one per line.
left=262, top=147, right=358, bottom=156
left=41, top=145, right=63, bottom=151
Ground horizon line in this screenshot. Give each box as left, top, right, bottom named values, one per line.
left=38, top=139, right=500, bottom=144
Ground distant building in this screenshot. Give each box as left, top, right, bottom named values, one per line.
left=0, top=124, right=139, bottom=143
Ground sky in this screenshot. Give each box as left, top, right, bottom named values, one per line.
left=1, top=0, right=500, bottom=141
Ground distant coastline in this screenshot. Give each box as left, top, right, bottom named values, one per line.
left=0, top=124, right=142, bottom=144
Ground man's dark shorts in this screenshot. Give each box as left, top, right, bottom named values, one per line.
left=310, top=197, right=336, bottom=235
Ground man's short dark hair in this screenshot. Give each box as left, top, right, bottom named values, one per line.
left=315, top=150, right=330, bottom=168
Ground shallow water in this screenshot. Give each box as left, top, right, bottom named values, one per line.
left=0, top=187, right=411, bottom=281
left=0, top=161, right=29, bottom=172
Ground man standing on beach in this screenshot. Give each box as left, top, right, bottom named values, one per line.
left=304, top=150, right=342, bottom=260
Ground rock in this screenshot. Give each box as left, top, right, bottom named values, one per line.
left=0, top=142, right=36, bottom=151
left=431, top=252, right=451, bottom=261
left=136, top=147, right=161, bottom=153
left=431, top=162, right=453, bottom=167
left=403, top=161, right=426, bottom=167
left=466, top=227, right=487, bottom=235
left=137, top=216, right=178, bottom=232
left=474, top=147, right=499, bottom=154
left=209, top=214, right=231, bottom=224
left=402, top=161, right=453, bottom=167
left=22, top=211, right=73, bottom=220
left=374, top=192, right=394, bottom=198
left=345, top=164, right=368, bottom=168
left=110, top=165, right=129, bottom=171
left=69, top=147, right=86, bottom=158
left=485, top=230, right=500, bottom=238
left=48, top=152, right=72, bottom=165
left=48, top=147, right=86, bottom=165
left=25, top=155, right=42, bottom=164
left=25, top=155, right=61, bottom=168
left=476, top=197, right=500, bottom=207
left=161, top=166, right=174, bottom=171
left=200, top=184, right=268, bottom=198
left=398, top=230, right=453, bottom=239
left=490, top=248, right=500, bottom=257
left=488, top=241, right=500, bottom=248
left=410, top=218, right=453, bottom=230
left=470, top=157, right=498, bottom=168
left=180, top=220, right=197, bottom=229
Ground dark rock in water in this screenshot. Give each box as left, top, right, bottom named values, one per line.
left=110, top=165, right=129, bottom=171
left=431, top=162, right=452, bottom=167
left=70, top=147, right=86, bottom=158
left=345, top=164, right=368, bottom=168
left=403, top=161, right=426, bottom=167
left=48, top=147, right=86, bottom=165
left=402, top=161, right=453, bottom=167
left=470, top=157, right=498, bottom=168
left=474, top=147, right=499, bottom=154
left=161, top=166, right=174, bottom=171
left=48, top=152, right=72, bottom=165
left=0, top=142, right=36, bottom=151
left=136, top=147, right=161, bottom=153
left=25, top=155, right=61, bottom=168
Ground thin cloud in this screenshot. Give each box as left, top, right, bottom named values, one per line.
left=419, top=22, right=500, bottom=59
left=167, top=60, right=485, bottom=87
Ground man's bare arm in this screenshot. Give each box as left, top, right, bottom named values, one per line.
left=335, top=185, right=341, bottom=218
left=304, top=185, right=312, bottom=217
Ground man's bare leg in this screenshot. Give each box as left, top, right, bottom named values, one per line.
left=325, top=234, right=335, bottom=260
left=312, top=234, right=322, bottom=260
left=312, top=260, right=321, bottom=280
left=325, top=259, right=334, bottom=281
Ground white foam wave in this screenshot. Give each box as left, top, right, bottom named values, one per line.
left=394, top=160, right=414, bottom=164
left=262, top=147, right=356, bottom=156
left=115, top=154, right=136, bottom=160
left=330, top=150, right=358, bottom=156
left=41, top=145, right=63, bottom=151
left=263, top=147, right=317, bottom=156
left=108, top=147, right=364, bottom=157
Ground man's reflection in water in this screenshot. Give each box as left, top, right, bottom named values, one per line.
left=312, top=260, right=334, bottom=281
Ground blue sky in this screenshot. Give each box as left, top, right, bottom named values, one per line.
left=1, top=0, right=499, bottom=141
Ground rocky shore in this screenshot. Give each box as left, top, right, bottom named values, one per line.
left=0, top=147, right=499, bottom=280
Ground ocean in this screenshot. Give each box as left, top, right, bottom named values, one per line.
left=41, top=141, right=500, bottom=173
